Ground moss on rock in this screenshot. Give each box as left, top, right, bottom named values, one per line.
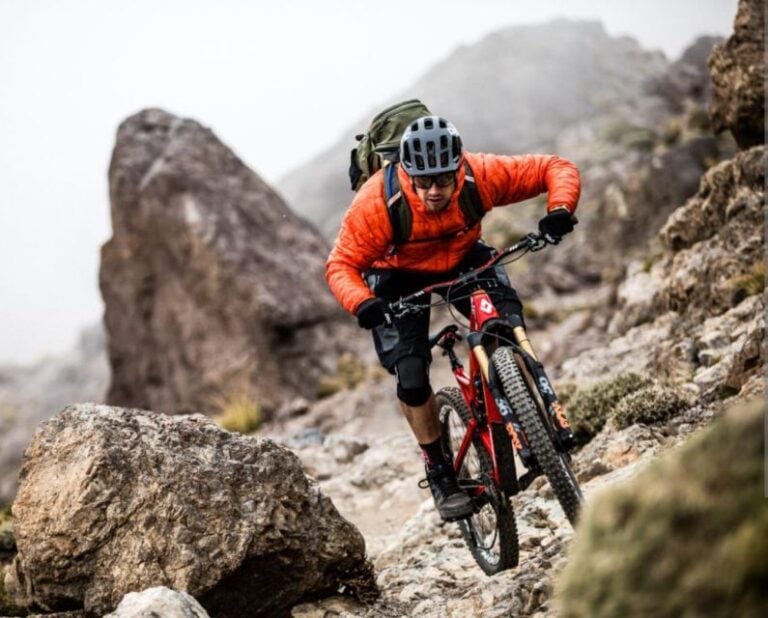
left=613, top=384, right=692, bottom=428
left=556, top=400, right=768, bottom=617
left=567, top=373, right=651, bottom=443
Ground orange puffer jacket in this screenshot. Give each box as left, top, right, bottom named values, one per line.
left=326, top=151, right=580, bottom=315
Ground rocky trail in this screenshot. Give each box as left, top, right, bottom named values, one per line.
left=280, top=372, right=724, bottom=618
left=1, top=2, right=764, bottom=615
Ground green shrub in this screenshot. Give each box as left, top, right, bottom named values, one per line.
left=567, top=373, right=652, bottom=443
left=613, top=385, right=691, bottom=428
left=556, top=400, right=767, bottom=617
left=554, top=381, right=578, bottom=408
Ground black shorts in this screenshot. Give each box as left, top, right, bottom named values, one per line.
left=365, top=241, right=525, bottom=372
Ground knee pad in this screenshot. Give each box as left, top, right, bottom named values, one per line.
left=395, top=356, right=431, bottom=406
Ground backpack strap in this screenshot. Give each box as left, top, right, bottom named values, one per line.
left=384, top=161, right=485, bottom=256
left=385, top=164, right=412, bottom=255
left=458, top=161, right=485, bottom=227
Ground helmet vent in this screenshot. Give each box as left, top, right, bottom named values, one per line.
left=413, top=138, right=422, bottom=152
left=424, top=118, right=434, bottom=129
left=426, top=142, right=436, bottom=167
left=438, top=118, right=447, bottom=129
left=440, top=135, right=448, bottom=149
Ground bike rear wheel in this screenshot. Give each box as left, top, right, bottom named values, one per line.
left=436, top=387, right=519, bottom=574
left=491, top=347, right=583, bottom=525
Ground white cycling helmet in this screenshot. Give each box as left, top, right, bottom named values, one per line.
left=400, top=115, right=463, bottom=176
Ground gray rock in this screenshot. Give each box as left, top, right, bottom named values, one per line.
left=101, top=108, right=359, bottom=419
left=5, top=404, right=374, bottom=617
left=104, top=587, right=209, bottom=618
left=708, top=0, right=765, bottom=148
left=659, top=146, right=764, bottom=320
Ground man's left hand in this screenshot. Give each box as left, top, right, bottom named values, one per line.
left=539, top=208, right=577, bottom=244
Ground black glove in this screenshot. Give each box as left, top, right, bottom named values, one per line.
left=356, top=298, right=388, bottom=329
left=539, top=208, right=577, bottom=244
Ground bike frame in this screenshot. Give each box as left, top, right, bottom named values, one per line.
left=389, top=233, right=574, bottom=500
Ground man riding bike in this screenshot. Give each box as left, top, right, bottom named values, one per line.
left=326, top=115, right=581, bottom=520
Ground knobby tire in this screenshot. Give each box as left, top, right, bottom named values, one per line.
left=491, top=347, right=582, bottom=525
left=437, top=387, right=519, bottom=574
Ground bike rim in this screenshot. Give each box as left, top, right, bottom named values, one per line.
left=442, top=404, right=504, bottom=563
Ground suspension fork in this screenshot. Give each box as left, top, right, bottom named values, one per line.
left=467, top=333, right=530, bottom=459
left=511, top=325, right=575, bottom=449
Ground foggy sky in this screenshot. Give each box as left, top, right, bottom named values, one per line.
left=0, top=0, right=736, bottom=364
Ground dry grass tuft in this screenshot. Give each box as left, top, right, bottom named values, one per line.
left=212, top=392, right=262, bottom=434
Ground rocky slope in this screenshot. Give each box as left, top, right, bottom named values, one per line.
left=101, top=109, right=363, bottom=419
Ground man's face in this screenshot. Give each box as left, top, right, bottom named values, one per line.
left=412, top=172, right=456, bottom=213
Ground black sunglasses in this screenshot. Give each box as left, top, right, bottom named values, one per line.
left=412, top=172, right=456, bottom=190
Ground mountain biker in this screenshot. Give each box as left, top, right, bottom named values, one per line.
left=326, top=115, right=581, bottom=520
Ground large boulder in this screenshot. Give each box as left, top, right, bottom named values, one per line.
left=708, top=0, right=765, bottom=148
left=4, top=405, right=374, bottom=617
left=100, top=108, right=358, bottom=418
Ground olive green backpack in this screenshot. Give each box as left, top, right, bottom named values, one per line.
left=348, top=99, right=431, bottom=191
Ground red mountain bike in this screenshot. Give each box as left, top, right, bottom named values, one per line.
left=388, top=232, right=582, bottom=575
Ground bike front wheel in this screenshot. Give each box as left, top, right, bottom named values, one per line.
left=491, top=347, right=583, bottom=525
left=437, top=386, right=519, bottom=574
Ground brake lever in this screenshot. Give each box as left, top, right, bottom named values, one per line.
left=527, top=233, right=548, bottom=252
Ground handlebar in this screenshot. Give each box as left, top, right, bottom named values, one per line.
left=386, top=231, right=552, bottom=319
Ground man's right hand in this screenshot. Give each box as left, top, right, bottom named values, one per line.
left=356, top=298, right=388, bottom=329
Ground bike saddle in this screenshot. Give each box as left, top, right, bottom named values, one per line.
left=429, top=324, right=462, bottom=349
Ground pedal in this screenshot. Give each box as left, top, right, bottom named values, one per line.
left=457, top=479, right=483, bottom=491
left=440, top=512, right=473, bottom=524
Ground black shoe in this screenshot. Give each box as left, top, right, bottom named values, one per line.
left=423, top=463, right=473, bottom=520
